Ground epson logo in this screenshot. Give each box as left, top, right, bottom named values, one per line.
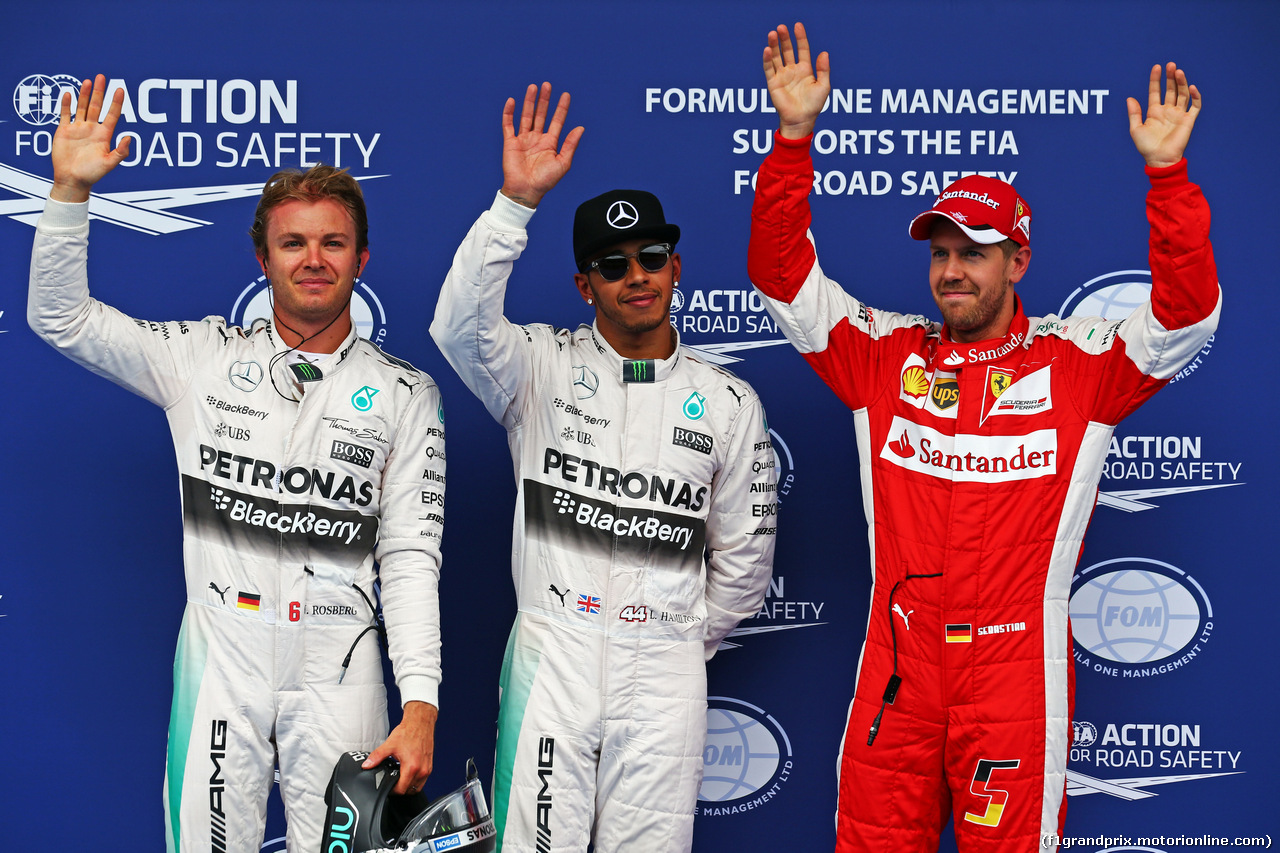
left=331, top=439, right=375, bottom=469
left=433, top=836, right=461, bottom=850
left=672, top=427, right=714, bottom=455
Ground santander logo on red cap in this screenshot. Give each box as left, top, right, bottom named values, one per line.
left=935, top=188, right=1002, bottom=211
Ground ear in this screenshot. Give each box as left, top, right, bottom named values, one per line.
left=357, top=247, right=370, bottom=276
left=1007, top=245, right=1032, bottom=284
left=670, top=253, right=681, bottom=283
left=256, top=252, right=269, bottom=276
left=573, top=272, right=594, bottom=304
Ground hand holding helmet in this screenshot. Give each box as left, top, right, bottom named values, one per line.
left=321, top=753, right=496, bottom=853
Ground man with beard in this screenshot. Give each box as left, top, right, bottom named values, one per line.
left=431, top=83, right=776, bottom=852
left=747, top=23, right=1220, bottom=853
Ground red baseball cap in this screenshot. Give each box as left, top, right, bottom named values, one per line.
left=909, top=175, right=1031, bottom=246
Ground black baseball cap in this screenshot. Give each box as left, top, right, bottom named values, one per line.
left=573, top=189, right=680, bottom=272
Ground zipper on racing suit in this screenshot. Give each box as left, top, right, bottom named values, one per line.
left=867, top=572, right=942, bottom=746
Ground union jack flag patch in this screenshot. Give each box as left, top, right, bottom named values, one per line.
left=577, top=595, right=601, bottom=615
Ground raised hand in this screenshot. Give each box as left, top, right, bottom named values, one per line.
left=51, top=75, right=131, bottom=203
left=500, top=82, right=584, bottom=209
left=763, top=23, right=831, bottom=140
left=1128, top=62, right=1201, bottom=169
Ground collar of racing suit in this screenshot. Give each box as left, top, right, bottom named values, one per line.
left=931, top=297, right=1031, bottom=372
left=263, top=320, right=362, bottom=397
left=588, top=320, right=685, bottom=384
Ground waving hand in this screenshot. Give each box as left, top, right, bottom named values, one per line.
left=1128, top=62, right=1201, bottom=168
left=500, top=82, right=584, bottom=209
left=51, top=75, right=131, bottom=203
left=763, top=23, right=830, bottom=140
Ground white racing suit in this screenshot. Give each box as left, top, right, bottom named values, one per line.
left=431, top=193, right=777, bottom=852
left=28, top=199, right=445, bottom=853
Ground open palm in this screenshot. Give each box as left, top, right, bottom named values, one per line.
left=51, top=74, right=131, bottom=203
left=1128, top=62, right=1201, bottom=168
left=500, top=82, right=583, bottom=209
left=762, top=23, right=830, bottom=139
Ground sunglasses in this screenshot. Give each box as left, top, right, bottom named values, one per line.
left=586, top=244, right=672, bottom=282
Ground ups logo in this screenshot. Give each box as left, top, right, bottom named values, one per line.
left=930, top=378, right=959, bottom=410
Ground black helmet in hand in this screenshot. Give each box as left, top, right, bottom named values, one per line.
left=320, top=752, right=496, bottom=852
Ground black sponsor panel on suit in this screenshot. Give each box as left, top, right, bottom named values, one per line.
left=182, top=475, right=378, bottom=564
left=523, top=478, right=706, bottom=571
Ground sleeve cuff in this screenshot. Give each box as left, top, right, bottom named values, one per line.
left=39, top=197, right=90, bottom=231
left=1145, top=158, right=1189, bottom=189
left=486, top=190, right=537, bottom=232
left=770, top=131, right=815, bottom=166
left=396, top=674, right=439, bottom=709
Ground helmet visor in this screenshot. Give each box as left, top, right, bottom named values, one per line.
left=399, top=776, right=491, bottom=842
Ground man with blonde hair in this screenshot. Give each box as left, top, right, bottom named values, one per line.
left=29, top=75, right=445, bottom=852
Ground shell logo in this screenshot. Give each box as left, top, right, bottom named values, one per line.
left=902, top=366, right=929, bottom=399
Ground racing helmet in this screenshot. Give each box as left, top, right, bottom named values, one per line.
left=321, top=752, right=496, bottom=853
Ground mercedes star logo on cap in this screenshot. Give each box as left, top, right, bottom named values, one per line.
left=606, top=201, right=640, bottom=229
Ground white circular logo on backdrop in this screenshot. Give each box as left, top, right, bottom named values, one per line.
left=606, top=201, right=639, bottom=229
left=1070, top=557, right=1213, bottom=678
left=230, top=276, right=388, bottom=345
left=1071, top=720, right=1098, bottom=748
left=14, top=73, right=82, bottom=125
left=699, top=697, right=792, bottom=807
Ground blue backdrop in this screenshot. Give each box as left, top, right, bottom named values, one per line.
left=1, top=2, right=1275, bottom=851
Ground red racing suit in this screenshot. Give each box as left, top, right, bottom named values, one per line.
left=747, top=133, right=1220, bottom=853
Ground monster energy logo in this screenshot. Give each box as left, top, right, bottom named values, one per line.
left=290, top=362, right=323, bottom=383
left=622, top=359, right=655, bottom=383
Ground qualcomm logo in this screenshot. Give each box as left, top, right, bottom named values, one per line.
left=698, top=697, right=793, bottom=815
left=1059, top=270, right=1214, bottom=383
left=0, top=160, right=386, bottom=235
left=230, top=274, right=389, bottom=347
left=1070, top=558, right=1213, bottom=679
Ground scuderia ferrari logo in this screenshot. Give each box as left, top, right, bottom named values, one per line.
left=981, top=366, right=1052, bottom=426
